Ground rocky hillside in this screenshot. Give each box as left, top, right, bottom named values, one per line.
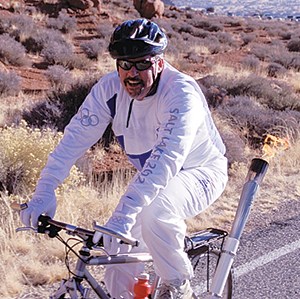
left=1, top=0, right=300, bottom=170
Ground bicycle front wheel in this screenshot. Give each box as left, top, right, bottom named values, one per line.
left=189, top=247, right=233, bottom=299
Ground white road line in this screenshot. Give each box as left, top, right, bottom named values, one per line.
left=234, top=239, right=300, bottom=277
left=192, top=239, right=300, bottom=296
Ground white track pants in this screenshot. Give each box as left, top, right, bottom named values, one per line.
left=104, top=166, right=228, bottom=298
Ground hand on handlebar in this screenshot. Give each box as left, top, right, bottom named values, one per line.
left=93, top=195, right=142, bottom=254
left=93, top=215, right=134, bottom=255
left=20, top=183, right=57, bottom=228
left=93, top=229, right=132, bottom=255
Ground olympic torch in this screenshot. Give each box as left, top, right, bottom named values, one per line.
left=209, top=158, right=269, bottom=298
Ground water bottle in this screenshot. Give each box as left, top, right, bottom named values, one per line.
left=134, top=273, right=151, bottom=299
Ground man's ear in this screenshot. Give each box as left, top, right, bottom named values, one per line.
left=157, top=57, right=164, bottom=72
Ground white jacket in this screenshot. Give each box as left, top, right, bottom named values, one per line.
left=41, top=62, right=227, bottom=208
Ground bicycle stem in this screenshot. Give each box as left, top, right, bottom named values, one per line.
left=209, top=158, right=269, bottom=298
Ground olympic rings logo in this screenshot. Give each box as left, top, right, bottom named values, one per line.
left=76, top=108, right=99, bottom=126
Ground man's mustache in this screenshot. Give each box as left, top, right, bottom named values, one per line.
left=124, top=77, right=143, bottom=85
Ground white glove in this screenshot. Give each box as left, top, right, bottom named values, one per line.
left=93, top=195, right=142, bottom=254
left=20, top=179, right=58, bottom=228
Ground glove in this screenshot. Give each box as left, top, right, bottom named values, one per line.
left=20, top=178, right=58, bottom=228
left=93, top=195, right=142, bottom=255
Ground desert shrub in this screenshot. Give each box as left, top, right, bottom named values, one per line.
left=288, top=55, right=300, bottom=71
left=265, top=23, right=290, bottom=38
left=202, top=36, right=222, bottom=54
left=41, top=40, right=76, bottom=68
left=46, top=65, right=73, bottom=91
left=272, top=50, right=300, bottom=71
left=0, top=71, right=22, bottom=97
left=0, top=15, right=10, bottom=34
left=287, top=38, right=300, bottom=52
left=217, top=96, right=300, bottom=147
left=266, top=62, right=286, bottom=78
left=46, top=10, right=77, bottom=34
left=250, top=43, right=300, bottom=71
left=80, top=39, right=106, bottom=60
left=279, top=31, right=292, bottom=41
left=250, top=43, right=274, bottom=61
left=216, top=32, right=235, bottom=46
left=241, top=55, right=260, bottom=71
left=23, top=28, right=67, bottom=54
left=0, top=120, right=85, bottom=194
left=167, top=30, right=182, bottom=41
left=200, top=74, right=300, bottom=111
left=184, top=50, right=202, bottom=64
left=223, top=18, right=243, bottom=28
left=240, top=32, right=256, bottom=45
left=0, top=34, right=29, bottom=66
left=2, top=14, right=36, bottom=43
left=191, top=19, right=223, bottom=32
left=163, top=10, right=181, bottom=19
left=172, top=23, right=194, bottom=35
left=22, top=77, right=97, bottom=131
left=96, top=23, right=114, bottom=40
left=229, top=75, right=300, bottom=110
left=190, top=28, right=209, bottom=39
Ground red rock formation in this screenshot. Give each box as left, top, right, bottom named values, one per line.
left=133, top=0, right=164, bottom=19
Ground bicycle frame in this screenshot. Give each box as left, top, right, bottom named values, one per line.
left=50, top=245, right=158, bottom=299
left=15, top=215, right=229, bottom=299
left=49, top=228, right=228, bottom=298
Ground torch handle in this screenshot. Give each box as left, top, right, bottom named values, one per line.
left=209, top=158, right=269, bottom=298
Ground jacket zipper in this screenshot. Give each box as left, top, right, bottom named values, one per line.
left=126, top=99, right=134, bottom=128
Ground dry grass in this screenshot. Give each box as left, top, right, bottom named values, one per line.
left=0, top=168, right=131, bottom=298
left=0, top=1, right=300, bottom=297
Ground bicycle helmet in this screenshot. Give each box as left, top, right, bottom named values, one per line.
left=108, top=18, right=168, bottom=59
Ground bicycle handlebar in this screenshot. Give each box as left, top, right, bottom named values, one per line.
left=11, top=202, right=139, bottom=247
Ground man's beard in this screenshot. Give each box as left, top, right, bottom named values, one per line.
left=124, top=78, right=146, bottom=99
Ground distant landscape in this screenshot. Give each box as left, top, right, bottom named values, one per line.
left=0, top=0, right=299, bottom=298
left=163, top=0, right=300, bottom=19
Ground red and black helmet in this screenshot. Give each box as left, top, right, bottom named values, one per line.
left=108, top=18, right=168, bottom=59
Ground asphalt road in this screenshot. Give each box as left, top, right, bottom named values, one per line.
left=231, top=199, right=300, bottom=299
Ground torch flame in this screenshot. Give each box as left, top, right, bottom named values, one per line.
left=262, top=134, right=289, bottom=160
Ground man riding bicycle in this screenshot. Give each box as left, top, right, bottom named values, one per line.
left=20, top=18, right=228, bottom=298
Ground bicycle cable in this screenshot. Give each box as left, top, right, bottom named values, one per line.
left=54, top=234, right=90, bottom=278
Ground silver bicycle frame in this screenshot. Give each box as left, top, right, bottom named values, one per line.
left=50, top=247, right=160, bottom=299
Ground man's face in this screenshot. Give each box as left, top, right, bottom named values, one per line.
left=117, top=55, right=164, bottom=100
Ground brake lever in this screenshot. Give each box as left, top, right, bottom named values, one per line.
left=16, top=226, right=38, bottom=233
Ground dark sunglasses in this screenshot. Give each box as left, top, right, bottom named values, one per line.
left=117, top=58, right=158, bottom=71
